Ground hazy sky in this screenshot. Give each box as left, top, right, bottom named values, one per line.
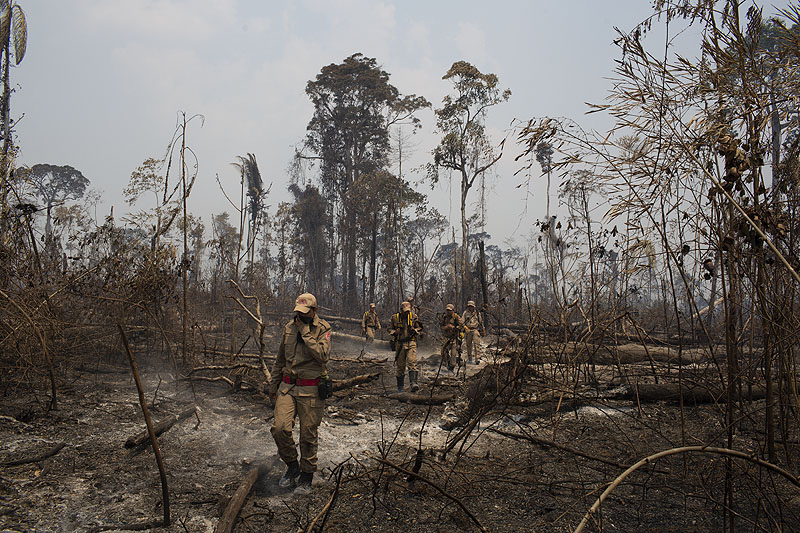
left=11, top=1, right=764, bottom=248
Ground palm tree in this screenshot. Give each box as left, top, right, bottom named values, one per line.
left=232, top=153, right=266, bottom=269
left=0, top=0, right=26, bottom=163
left=0, top=0, right=25, bottom=227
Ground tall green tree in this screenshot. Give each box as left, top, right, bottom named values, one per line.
left=303, top=53, right=429, bottom=310
left=427, top=61, right=510, bottom=307
left=288, top=182, right=329, bottom=296
left=346, top=169, right=425, bottom=305
left=23, top=163, right=89, bottom=243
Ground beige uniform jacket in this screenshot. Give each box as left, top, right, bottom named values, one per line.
left=462, top=309, right=484, bottom=331
left=269, top=315, right=332, bottom=395
left=390, top=311, right=421, bottom=342
left=362, top=310, right=381, bottom=329
left=440, top=312, right=463, bottom=339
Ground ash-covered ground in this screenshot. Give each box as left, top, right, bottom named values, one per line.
left=2, top=333, right=799, bottom=532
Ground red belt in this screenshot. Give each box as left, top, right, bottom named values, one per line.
left=283, top=375, right=320, bottom=386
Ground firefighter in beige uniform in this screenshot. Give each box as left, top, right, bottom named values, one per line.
left=269, top=293, right=331, bottom=494
left=389, top=301, right=421, bottom=392
left=361, top=303, right=381, bottom=342
left=462, top=300, right=485, bottom=364
left=439, top=303, right=463, bottom=373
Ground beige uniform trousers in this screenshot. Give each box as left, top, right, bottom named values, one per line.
left=465, top=330, right=481, bottom=361
left=441, top=337, right=461, bottom=368
left=270, top=383, right=324, bottom=473
left=364, top=326, right=376, bottom=342
left=395, top=340, right=418, bottom=377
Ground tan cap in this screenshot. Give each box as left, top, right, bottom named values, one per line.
left=400, top=301, right=411, bottom=311
left=293, top=293, right=317, bottom=313
left=467, top=300, right=475, bottom=307
left=446, top=303, right=454, bottom=311
left=369, top=303, right=376, bottom=308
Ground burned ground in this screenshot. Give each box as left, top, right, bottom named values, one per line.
left=1, top=328, right=799, bottom=532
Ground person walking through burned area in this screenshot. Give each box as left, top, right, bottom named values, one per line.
left=269, top=292, right=333, bottom=495
left=361, top=303, right=381, bottom=343
left=407, top=296, right=425, bottom=336
left=439, top=303, right=464, bottom=374
left=389, top=301, right=422, bottom=392
left=462, top=300, right=486, bottom=364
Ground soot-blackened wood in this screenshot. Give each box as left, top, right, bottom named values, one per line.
left=613, top=383, right=768, bottom=404
left=2, top=442, right=65, bottom=467
left=387, top=392, right=454, bottom=405
left=331, top=331, right=391, bottom=347
left=332, top=373, right=380, bottom=391
left=124, top=406, right=197, bottom=448
left=215, top=463, right=268, bottom=533
left=119, top=325, right=170, bottom=527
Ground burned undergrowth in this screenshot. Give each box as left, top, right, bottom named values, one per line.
left=2, top=321, right=799, bottom=532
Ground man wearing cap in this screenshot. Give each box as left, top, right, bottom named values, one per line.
left=407, top=296, right=425, bottom=335
left=439, top=304, right=463, bottom=374
left=269, top=292, right=332, bottom=494
left=389, top=301, right=422, bottom=392
left=361, top=303, right=381, bottom=343
left=462, top=301, right=485, bottom=364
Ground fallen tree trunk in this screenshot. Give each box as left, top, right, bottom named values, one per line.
left=263, top=312, right=364, bottom=327
left=333, top=373, right=380, bottom=391
left=125, top=407, right=197, bottom=448
left=613, top=383, right=768, bottom=404
left=322, top=314, right=364, bottom=326
left=2, top=442, right=66, bottom=467
left=215, top=463, right=269, bottom=533
left=190, top=364, right=261, bottom=373
left=387, top=392, right=454, bottom=405
left=332, top=331, right=391, bottom=347
left=262, top=310, right=363, bottom=325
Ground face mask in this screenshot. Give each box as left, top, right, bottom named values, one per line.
left=296, top=313, right=313, bottom=324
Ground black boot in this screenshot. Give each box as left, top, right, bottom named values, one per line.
left=409, top=371, right=419, bottom=392
left=396, top=375, right=405, bottom=392
left=294, top=471, right=314, bottom=495
left=278, top=460, right=301, bottom=488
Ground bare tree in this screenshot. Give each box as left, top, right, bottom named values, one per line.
left=427, top=61, right=510, bottom=308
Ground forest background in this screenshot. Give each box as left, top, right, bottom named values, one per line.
left=10, top=0, right=710, bottom=319
left=0, top=0, right=797, bottom=367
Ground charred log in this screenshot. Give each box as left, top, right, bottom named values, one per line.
left=332, top=373, right=380, bottom=391
left=124, top=406, right=197, bottom=448
left=215, top=462, right=269, bottom=533
left=612, top=383, right=768, bottom=404
left=387, top=392, right=454, bottom=405
left=2, top=442, right=66, bottom=467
